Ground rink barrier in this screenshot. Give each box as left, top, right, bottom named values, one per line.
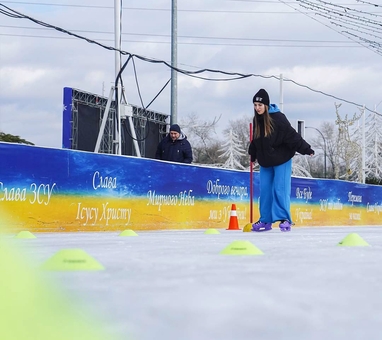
left=0, top=142, right=381, bottom=233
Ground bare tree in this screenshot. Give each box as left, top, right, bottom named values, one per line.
left=365, top=111, right=382, bottom=181
left=334, top=103, right=361, bottom=180
left=365, top=110, right=382, bottom=184
left=180, top=112, right=221, bottom=164
left=196, top=141, right=223, bottom=165
left=350, top=108, right=382, bottom=184
left=321, top=122, right=337, bottom=179
left=306, top=121, right=337, bottom=178
left=292, top=155, right=314, bottom=177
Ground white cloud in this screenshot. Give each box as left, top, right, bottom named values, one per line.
left=0, top=0, right=381, bottom=148
left=1, top=66, right=50, bottom=94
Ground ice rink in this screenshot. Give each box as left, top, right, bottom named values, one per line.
left=5, top=226, right=382, bottom=340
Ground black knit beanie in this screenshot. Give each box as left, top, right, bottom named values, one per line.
left=169, top=124, right=181, bottom=133
left=252, top=89, right=270, bottom=106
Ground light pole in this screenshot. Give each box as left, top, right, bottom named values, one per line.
left=306, top=126, right=327, bottom=178
left=171, top=0, right=178, bottom=124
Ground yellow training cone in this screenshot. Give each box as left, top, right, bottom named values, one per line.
left=220, top=240, right=263, bottom=255
left=204, top=228, right=220, bottom=235
left=41, top=249, right=105, bottom=271
left=242, top=223, right=253, bottom=233
left=14, top=231, right=36, bottom=239
left=119, top=229, right=138, bottom=237
left=338, top=233, right=370, bottom=247
left=0, top=240, right=119, bottom=340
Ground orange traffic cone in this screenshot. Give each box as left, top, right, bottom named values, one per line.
left=227, top=204, right=241, bottom=230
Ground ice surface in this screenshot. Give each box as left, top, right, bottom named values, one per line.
left=7, top=226, right=382, bottom=340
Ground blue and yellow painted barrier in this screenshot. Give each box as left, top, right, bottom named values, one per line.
left=1, top=142, right=381, bottom=233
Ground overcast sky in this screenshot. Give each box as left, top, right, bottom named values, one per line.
left=0, top=0, right=381, bottom=148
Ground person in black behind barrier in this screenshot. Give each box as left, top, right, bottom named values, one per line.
left=155, top=124, right=193, bottom=164
left=248, top=88, right=314, bottom=232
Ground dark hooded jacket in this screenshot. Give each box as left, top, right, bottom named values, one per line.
left=155, top=132, right=193, bottom=164
left=248, top=104, right=314, bottom=167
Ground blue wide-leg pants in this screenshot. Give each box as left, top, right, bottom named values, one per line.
left=259, top=159, right=292, bottom=223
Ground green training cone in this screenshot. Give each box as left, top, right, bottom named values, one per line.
left=204, top=228, right=220, bottom=235
left=220, top=240, right=263, bottom=255
left=0, top=240, right=117, bottom=340
left=338, top=233, right=370, bottom=247
left=41, top=249, right=105, bottom=271
left=14, top=231, right=36, bottom=239
left=119, top=229, right=138, bottom=237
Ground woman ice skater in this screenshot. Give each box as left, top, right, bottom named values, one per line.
left=248, top=88, right=314, bottom=232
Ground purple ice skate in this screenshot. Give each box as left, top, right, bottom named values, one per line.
left=279, top=220, right=292, bottom=232
left=252, top=220, right=272, bottom=232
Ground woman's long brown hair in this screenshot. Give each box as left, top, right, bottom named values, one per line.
left=253, top=105, right=274, bottom=139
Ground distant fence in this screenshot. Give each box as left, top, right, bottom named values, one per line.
left=0, top=142, right=381, bottom=233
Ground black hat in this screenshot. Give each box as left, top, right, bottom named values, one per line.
left=252, top=89, right=270, bottom=106
left=169, top=124, right=181, bottom=134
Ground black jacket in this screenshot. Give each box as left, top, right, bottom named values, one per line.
left=248, top=105, right=314, bottom=167
left=155, top=133, right=193, bottom=164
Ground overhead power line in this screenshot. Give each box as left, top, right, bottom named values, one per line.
left=355, top=0, right=380, bottom=8
left=295, top=0, right=382, bottom=56
left=0, top=1, right=310, bottom=13
left=0, top=25, right=363, bottom=47
left=0, top=33, right=366, bottom=48
left=0, top=3, right=380, bottom=117
left=2, top=0, right=380, bottom=13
